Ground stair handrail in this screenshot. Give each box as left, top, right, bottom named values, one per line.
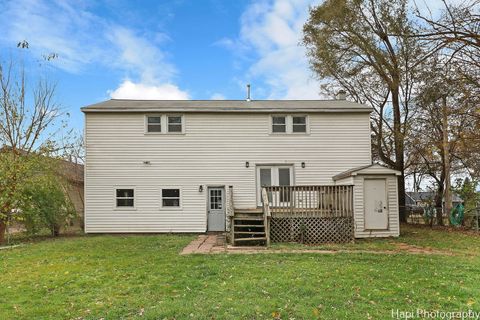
left=261, top=187, right=271, bottom=246
left=227, top=186, right=235, bottom=244
left=226, top=185, right=235, bottom=217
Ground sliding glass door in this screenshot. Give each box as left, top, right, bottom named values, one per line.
left=257, top=166, right=293, bottom=206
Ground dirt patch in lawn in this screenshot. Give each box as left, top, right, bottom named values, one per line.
left=181, top=235, right=454, bottom=256
left=391, top=242, right=454, bottom=255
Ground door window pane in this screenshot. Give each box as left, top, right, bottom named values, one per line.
left=278, top=168, right=291, bottom=202
left=209, top=189, right=223, bottom=210
left=260, top=168, right=272, bottom=186
left=278, top=168, right=291, bottom=186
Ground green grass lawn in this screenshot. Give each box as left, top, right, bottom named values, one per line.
left=1, top=225, right=480, bottom=319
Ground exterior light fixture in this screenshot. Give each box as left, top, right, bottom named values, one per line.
left=245, top=161, right=250, bottom=168
left=301, top=162, right=306, bottom=168
left=198, top=185, right=204, bottom=192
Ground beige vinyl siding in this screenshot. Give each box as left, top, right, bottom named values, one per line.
left=84, top=112, right=371, bottom=233
left=352, top=175, right=400, bottom=238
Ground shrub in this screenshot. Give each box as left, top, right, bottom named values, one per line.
left=22, top=175, right=76, bottom=236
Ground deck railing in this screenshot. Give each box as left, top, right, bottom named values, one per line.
left=261, top=188, right=271, bottom=246
left=262, top=185, right=354, bottom=218
left=226, top=185, right=235, bottom=241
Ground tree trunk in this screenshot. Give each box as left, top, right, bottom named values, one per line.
left=442, top=96, right=452, bottom=223
left=391, top=88, right=406, bottom=223
left=435, top=182, right=445, bottom=226
left=52, top=225, right=60, bottom=237
left=397, top=173, right=407, bottom=223
left=0, top=220, right=6, bottom=245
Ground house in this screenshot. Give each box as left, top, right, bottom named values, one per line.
left=81, top=97, right=400, bottom=244
left=0, top=146, right=84, bottom=229
left=58, top=159, right=85, bottom=223
left=406, top=192, right=464, bottom=208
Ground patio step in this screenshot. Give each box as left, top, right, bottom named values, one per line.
left=234, top=231, right=266, bottom=235
left=234, top=224, right=264, bottom=228
left=234, top=217, right=264, bottom=221
left=231, top=208, right=267, bottom=246
left=234, top=237, right=267, bottom=242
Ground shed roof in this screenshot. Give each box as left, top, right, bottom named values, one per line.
left=332, top=163, right=401, bottom=181
left=81, top=99, right=373, bottom=113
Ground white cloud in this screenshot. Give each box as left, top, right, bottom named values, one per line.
left=230, top=0, right=461, bottom=100
left=210, top=93, right=226, bottom=100
left=227, top=0, right=325, bottom=100
left=0, top=0, right=187, bottom=100
left=106, top=26, right=176, bottom=84
left=109, top=80, right=189, bottom=100
left=0, top=0, right=105, bottom=73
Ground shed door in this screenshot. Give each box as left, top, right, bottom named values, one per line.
left=364, top=179, right=388, bottom=229
left=207, top=187, right=225, bottom=232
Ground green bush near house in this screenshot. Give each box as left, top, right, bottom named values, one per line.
left=22, top=174, right=76, bottom=236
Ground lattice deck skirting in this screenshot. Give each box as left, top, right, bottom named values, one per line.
left=270, top=217, right=354, bottom=243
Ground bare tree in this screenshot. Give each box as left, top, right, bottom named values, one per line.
left=303, top=0, right=431, bottom=221
left=0, top=56, right=63, bottom=244
left=416, top=0, right=480, bottom=88
left=409, top=54, right=478, bottom=224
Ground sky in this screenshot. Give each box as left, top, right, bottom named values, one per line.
left=0, top=0, right=452, bottom=133
left=0, top=0, right=331, bottom=132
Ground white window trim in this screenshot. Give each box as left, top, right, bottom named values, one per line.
left=269, top=115, right=309, bottom=135
left=160, top=187, right=183, bottom=210
left=255, top=165, right=295, bottom=206
left=113, top=186, right=137, bottom=211
left=145, top=114, right=163, bottom=134
left=166, top=114, right=185, bottom=134
left=291, top=115, right=310, bottom=135
left=270, top=114, right=288, bottom=135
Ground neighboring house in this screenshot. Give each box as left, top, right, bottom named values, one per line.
left=82, top=97, right=400, bottom=244
left=0, top=146, right=84, bottom=220
left=58, top=159, right=85, bottom=220
left=406, top=192, right=464, bottom=209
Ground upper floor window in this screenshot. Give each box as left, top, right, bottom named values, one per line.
left=116, top=188, right=134, bottom=207
left=145, top=115, right=184, bottom=134
left=272, top=116, right=287, bottom=133
left=292, top=116, right=307, bottom=133
left=271, top=115, right=308, bottom=134
left=147, top=116, right=161, bottom=133
left=167, top=116, right=183, bottom=133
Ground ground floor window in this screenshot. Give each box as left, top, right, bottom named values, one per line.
left=162, top=188, right=180, bottom=207
left=116, top=188, right=134, bottom=207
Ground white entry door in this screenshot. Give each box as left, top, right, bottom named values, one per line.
left=207, top=187, right=225, bottom=231
left=364, top=179, right=388, bottom=229
left=256, top=166, right=293, bottom=206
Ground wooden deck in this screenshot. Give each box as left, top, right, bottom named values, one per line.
left=228, top=185, right=355, bottom=246
left=264, top=185, right=354, bottom=218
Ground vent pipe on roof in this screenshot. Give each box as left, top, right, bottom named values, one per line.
left=246, top=84, right=251, bottom=101
left=337, top=89, right=346, bottom=100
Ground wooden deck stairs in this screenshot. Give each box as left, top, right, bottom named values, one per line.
left=231, top=209, right=267, bottom=246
